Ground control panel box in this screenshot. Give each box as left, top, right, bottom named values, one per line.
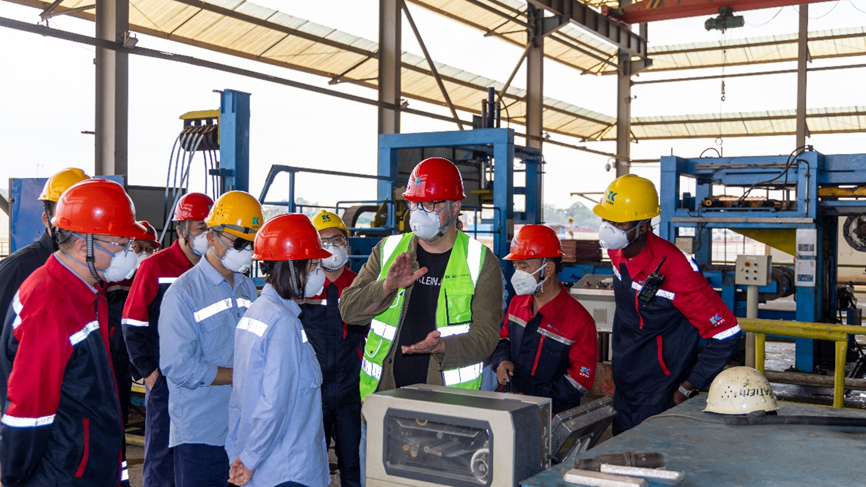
left=735, top=255, right=772, bottom=286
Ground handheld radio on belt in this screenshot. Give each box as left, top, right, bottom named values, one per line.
left=638, top=257, right=667, bottom=304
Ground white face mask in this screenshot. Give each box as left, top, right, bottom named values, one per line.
left=191, top=232, right=210, bottom=257
left=305, top=265, right=327, bottom=298
left=409, top=203, right=453, bottom=241
left=124, top=252, right=150, bottom=280
left=510, top=263, right=547, bottom=296
left=213, top=234, right=254, bottom=274
left=322, top=245, right=348, bottom=271
left=598, top=221, right=642, bottom=250
left=95, top=242, right=139, bottom=283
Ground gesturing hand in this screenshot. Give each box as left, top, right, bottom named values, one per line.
left=401, top=330, right=445, bottom=355
left=383, top=252, right=427, bottom=295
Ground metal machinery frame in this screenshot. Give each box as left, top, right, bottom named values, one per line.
left=658, top=150, right=866, bottom=372
left=258, top=128, right=544, bottom=278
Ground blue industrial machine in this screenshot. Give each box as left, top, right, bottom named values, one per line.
left=658, top=149, right=866, bottom=371
left=258, top=127, right=546, bottom=279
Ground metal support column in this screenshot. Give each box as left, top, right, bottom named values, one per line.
left=795, top=4, right=809, bottom=148
left=94, top=0, right=128, bottom=176
left=378, top=0, right=401, bottom=136
left=527, top=5, right=544, bottom=222
left=615, top=50, right=631, bottom=177
left=615, top=0, right=632, bottom=177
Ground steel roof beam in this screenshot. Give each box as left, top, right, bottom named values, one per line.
left=527, top=0, right=648, bottom=59
left=609, top=0, right=834, bottom=25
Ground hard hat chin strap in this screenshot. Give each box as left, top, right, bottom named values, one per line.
left=85, top=234, right=104, bottom=284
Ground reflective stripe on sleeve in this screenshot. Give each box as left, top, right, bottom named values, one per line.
left=194, top=298, right=233, bottom=322
left=158, top=277, right=178, bottom=285
left=443, top=363, right=483, bottom=386
left=11, top=293, right=22, bottom=329
left=713, top=324, right=741, bottom=340
left=237, top=317, right=268, bottom=337
left=122, top=318, right=149, bottom=328
left=0, top=413, right=55, bottom=428
left=508, top=314, right=527, bottom=327
left=565, top=374, right=589, bottom=395
left=438, top=324, right=470, bottom=338
left=370, top=319, right=397, bottom=341
left=361, top=357, right=382, bottom=380
left=69, top=321, right=99, bottom=346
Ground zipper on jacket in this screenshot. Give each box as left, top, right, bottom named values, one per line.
left=656, top=336, right=671, bottom=376
left=75, top=417, right=90, bottom=478
left=531, top=335, right=546, bottom=376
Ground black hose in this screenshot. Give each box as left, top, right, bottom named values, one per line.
left=726, top=414, right=866, bottom=426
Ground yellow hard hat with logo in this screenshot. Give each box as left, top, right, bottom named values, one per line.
left=311, top=210, right=350, bottom=236
left=39, top=167, right=91, bottom=202
left=204, top=191, right=264, bottom=239
left=592, top=174, right=660, bottom=223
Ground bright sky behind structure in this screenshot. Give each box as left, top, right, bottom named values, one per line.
left=1, top=0, right=866, bottom=212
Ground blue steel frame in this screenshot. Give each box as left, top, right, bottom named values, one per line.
left=658, top=151, right=866, bottom=371
left=216, top=89, right=251, bottom=193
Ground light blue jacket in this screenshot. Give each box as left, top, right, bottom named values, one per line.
left=159, top=256, right=257, bottom=447
left=226, top=284, right=330, bottom=487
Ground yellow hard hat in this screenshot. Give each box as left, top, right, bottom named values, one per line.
left=592, top=174, right=660, bottom=223
left=204, top=191, right=264, bottom=239
left=39, top=167, right=91, bottom=202
left=311, top=210, right=350, bottom=236
left=704, top=366, right=779, bottom=415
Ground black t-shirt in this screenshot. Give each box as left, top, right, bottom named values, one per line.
left=393, top=245, right=452, bottom=388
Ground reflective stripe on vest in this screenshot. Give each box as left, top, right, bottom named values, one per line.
left=359, top=232, right=486, bottom=401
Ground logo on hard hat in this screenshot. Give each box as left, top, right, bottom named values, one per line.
left=606, top=190, right=617, bottom=203
left=322, top=214, right=331, bottom=222
left=413, top=176, right=423, bottom=185
left=252, top=217, right=260, bottom=226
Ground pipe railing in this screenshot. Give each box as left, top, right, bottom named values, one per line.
left=739, top=318, right=866, bottom=408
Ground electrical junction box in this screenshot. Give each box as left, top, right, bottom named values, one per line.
left=735, top=255, right=772, bottom=286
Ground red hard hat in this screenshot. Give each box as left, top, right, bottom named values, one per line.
left=173, top=192, right=214, bottom=221
left=253, top=214, right=333, bottom=261
left=52, top=179, right=146, bottom=239
left=402, top=157, right=465, bottom=202
left=135, top=221, right=161, bottom=249
left=504, top=225, right=563, bottom=261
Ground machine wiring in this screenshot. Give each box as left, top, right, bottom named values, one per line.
left=736, top=145, right=811, bottom=206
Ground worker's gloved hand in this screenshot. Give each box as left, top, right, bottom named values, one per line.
left=402, top=330, right=445, bottom=355
left=496, top=361, right=514, bottom=385
left=383, top=252, right=428, bottom=295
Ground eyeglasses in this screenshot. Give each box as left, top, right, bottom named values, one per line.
left=321, top=235, right=349, bottom=247
left=306, top=259, right=321, bottom=273
left=409, top=200, right=448, bottom=214
left=93, top=237, right=133, bottom=253
left=219, top=232, right=253, bottom=251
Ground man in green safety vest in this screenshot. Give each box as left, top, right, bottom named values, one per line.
left=340, top=157, right=503, bottom=401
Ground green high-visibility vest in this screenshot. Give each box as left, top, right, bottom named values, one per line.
left=359, top=231, right=486, bottom=401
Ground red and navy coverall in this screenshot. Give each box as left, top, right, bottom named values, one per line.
left=121, top=241, right=193, bottom=487
left=0, top=255, right=123, bottom=486
left=297, top=268, right=368, bottom=487
left=491, top=284, right=598, bottom=414
left=609, top=232, right=740, bottom=434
